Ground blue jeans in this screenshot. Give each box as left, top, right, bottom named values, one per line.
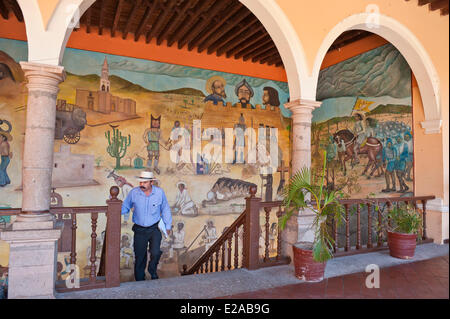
left=132, top=223, right=162, bottom=281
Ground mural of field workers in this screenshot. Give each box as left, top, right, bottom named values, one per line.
left=0, top=38, right=291, bottom=281
left=313, top=43, right=414, bottom=199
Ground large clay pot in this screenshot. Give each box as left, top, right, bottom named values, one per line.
left=387, top=231, right=417, bottom=259
left=292, top=244, right=326, bottom=282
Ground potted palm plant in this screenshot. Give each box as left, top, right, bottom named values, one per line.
left=381, top=204, right=422, bottom=259
left=279, top=151, right=344, bottom=282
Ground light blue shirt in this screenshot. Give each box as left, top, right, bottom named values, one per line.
left=121, top=186, right=172, bottom=230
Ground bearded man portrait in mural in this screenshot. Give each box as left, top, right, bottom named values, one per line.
left=204, top=76, right=227, bottom=105
left=0, top=131, right=12, bottom=187
left=234, top=79, right=254, bottom=109
left=262, top=86, right=280, bottom=110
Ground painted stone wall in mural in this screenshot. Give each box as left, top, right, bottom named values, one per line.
left=313, top=43, right=413, bottom=199
left=0, top=38, right=290, bottom=282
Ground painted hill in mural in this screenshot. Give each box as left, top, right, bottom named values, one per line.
left=366, top=104, right=412, bottom=116
left=65, top=72, right=205, bottom=97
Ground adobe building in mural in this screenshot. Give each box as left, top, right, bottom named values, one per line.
left=0, top=0, right=448, bottom=299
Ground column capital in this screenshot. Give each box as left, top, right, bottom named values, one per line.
left=19, top=61, right=66, bottom=95
left=420, top=119, right=442, bottom=134
left=284, top=99, right=322, bottom=113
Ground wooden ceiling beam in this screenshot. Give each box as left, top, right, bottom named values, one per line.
left=267, top=55, right=282, bottom=66
left=168, top=0, right=215, bottom=47
left=111, top=0, right=124, bottom=37
left=5, top=0, right=22, bottom=22
left=224, top=28, right=265, bottom=58
left=122, top=0, right=143, bottom=40
left=261, top=53, right=281, bottom=65
left=85, top=7, right=92, bottom=33
left=134, top=1, right=155, bottom=41
left=197, top=9, right=252, bottom=53
left=250, top=47, right=278, bottom=63
left=98, top=0, right=106, bottom=35
left=178, top=0, right=230, bottom=50
left=147, top=0, right=177, bottom=44
left=0, top=1, right=9, bottom=20
left=210, top=19, right=259, bottom=55
left=275, top=61, right=284, bottom=68
left=418, top=0, right=433, bottom=5
left=235, top=35, right=272, bottom=60
left=188, top=4, right=242, bottom=51
left=441, top=6, right=449, bottom=14
left=158, top=0, right=199, bottom=45
left=430, top=0, right=448, bottom=11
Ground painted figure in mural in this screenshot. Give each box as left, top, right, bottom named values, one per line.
left=404, top=131, right=414, bottom=181
left=0, top=265, right=8, bottom=299
left=172, top=221, right=186, bottom=250
left=262, top=87, right=280, bottom=110
left=120, top=233, right=134, bottom=269
left=172, top=181, right=198, bottom=217
left=233, top=113, right=246, bottom=164
left=121, top=171, right=172, bottom=281
left=204, top=76, right=227, bottom=105
left=352, top=113, right=366, bottom=164
left=107, top=169, right=133, bottom=222
left=234, top=79, right=254, bottom=109
left=260, top=173, right=273, bottom=202
left=0, top=131, right=12, bottom=187
left=143, top=115, right=162, bottom=174
left=394, top=135, right=410, bottom=193
left=382, top=138, right=398, bottom=193
left=203, top=220, right=218, bottom=251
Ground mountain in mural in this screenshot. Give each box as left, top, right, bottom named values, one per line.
left=65, top=72, right=205, bottom=97
left=366, top=104, right=412, bottom=116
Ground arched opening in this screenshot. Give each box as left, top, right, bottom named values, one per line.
left=311, top=13, right=441, bottom=131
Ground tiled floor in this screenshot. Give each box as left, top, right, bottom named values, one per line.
left=221, top=255, right=449, bottom=299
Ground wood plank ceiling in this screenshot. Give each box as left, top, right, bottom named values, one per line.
left=79, top=0, right=285, bottom=67
left=0, top=0, right=447, bottom=68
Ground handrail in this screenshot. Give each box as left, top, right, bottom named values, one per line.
left=181, top=210, right=246, bottom=275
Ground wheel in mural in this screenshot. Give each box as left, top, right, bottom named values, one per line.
left=63, top=127, right=81, bottom=144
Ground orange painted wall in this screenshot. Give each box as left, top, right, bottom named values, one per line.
left=0, top=15, right=287, bottom=83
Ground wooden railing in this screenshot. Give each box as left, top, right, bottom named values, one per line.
left=0, top=186, right=122, bottom=293
left=181, top=186, right=291, bottom=276
left=319, top=195, right=435, bottom=256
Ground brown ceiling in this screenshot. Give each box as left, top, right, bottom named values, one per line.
left=407, top=0, right=449, bottom=16
left=0, top=0, right=447, bottom=69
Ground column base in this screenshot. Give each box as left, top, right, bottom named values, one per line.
left=12, top=213, right=55, bottom=230
left=297, top=207, right=317, bottom=243
left=0, top=226, right=61, bottom=299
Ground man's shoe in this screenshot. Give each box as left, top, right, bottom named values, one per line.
left=150, top=274, right=159, bottom=280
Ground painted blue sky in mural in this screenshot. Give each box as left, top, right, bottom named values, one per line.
left=313, top=43, right=412, bottom=123
left=0, top=38, right=291, bottom=116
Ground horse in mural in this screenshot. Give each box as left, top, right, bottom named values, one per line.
left=333, top=129, right=384, bottom=178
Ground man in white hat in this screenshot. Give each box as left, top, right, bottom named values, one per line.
left=121, top=171, right=172, bottom=280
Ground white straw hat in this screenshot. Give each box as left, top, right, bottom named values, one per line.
left=136, top=171, right=157, bottom=182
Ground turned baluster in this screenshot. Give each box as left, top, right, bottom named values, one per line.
left=356, top=204, right=361, bottom=250
left=276, top=208, right=282, bottom=260
left=333, top=215, right=338, bottom=252
left=234, top=226, right=239, bottom=268
left=204, top=259, right=208, bottom=273
left=221, top=243, right=225, bottom=271
left=264, top=207, right=271, bottom=262
left=422, top=200, right=428, bottom=239
left=89, top=212, right=98, bottom=283
left=387, top=202, right=392, bottom=229
left=345, top=204, right=350, bottom=251
left=377, top=203, right=383, bottom=247
left=367, top=203, right=373, bottom=248
left=214, top=250, right=219, bottom=272
left=210, top=255, right=214, bottom=273
left=227, top=234, right=232, bottom=270
left=70, top=213, right=77, bottom=266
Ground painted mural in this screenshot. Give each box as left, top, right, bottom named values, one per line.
left=0, top=38, right=290, bottom=282
left=313, top=43, right=414, bottom=199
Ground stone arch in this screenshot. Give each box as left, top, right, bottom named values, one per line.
left=17, top=0, right=95, bottom=65
left=311, top=13, right=442, bottom=133
left=239, top=0, right=312, bottom=101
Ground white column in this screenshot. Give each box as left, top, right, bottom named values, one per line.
left=283, top=99, right=321, bottom=257
left=0, top=62, right=65, bottom=299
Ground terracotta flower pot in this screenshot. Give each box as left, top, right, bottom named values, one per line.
left=292, top=244, right=326, bottom=282
left=387, top=231, right=417, bottom=259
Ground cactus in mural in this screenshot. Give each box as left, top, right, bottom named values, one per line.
left=105, top=126, right=131, bottom=169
